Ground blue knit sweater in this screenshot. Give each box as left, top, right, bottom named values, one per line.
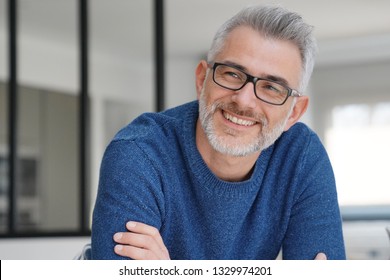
left=91, top=101, right=346, bottom=260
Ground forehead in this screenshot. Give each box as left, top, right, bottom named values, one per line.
left=216, top=26, right=302, bottom=88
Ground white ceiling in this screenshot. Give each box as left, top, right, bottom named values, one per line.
left=165, top=0, right=390, bottom=55
left=1, top=0, right=390, bottom=60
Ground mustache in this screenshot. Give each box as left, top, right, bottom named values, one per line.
left=211, top=101, right=268, bottom=127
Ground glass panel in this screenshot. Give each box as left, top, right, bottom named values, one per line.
left=326, top=102, right=390, bottom=206
left=17, top=0, right=79, bottom=232
left=166, top=0, right=209, bottom=109
left=89, top=0, right=154, bottom=213
left=0, top=0, right=8, bottom=233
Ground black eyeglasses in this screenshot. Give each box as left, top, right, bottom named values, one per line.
left=211, top=62, right=302, bottom=106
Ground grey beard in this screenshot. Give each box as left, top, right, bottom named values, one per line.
left=198, top=92, right=292, bottom=157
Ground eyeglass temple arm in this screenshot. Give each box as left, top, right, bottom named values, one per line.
left=290, top=90, right=303, bottom=97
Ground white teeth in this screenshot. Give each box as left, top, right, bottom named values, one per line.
left=223, top=112, right=256, bottom=126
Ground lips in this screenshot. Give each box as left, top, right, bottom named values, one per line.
left=223, top=111, right=256, bottom=126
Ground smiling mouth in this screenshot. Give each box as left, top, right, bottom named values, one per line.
left=223, top=111, right=257, bottom=126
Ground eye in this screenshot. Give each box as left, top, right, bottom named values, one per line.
left=266, top=84, right=281, bottom=92
left=226, top=71, right=239, bottom=78
left=260, top=81, right=284, bottom=94
left=221, top=69, right=245, bottom=82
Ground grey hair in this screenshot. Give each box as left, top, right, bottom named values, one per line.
left=207, top=5, right=317, bottom=92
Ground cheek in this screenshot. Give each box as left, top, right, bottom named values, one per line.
left=263, top=108, right=290, bottom=128
left=202, top=83, right=230, bottom=105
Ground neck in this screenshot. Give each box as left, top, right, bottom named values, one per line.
left=196, top=120, right=260, bottom=182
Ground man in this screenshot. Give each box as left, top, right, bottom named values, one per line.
left=91, top=5, right=346, bottom=260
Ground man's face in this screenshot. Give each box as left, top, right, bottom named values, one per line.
left=197, top=26, right=303, bottom=157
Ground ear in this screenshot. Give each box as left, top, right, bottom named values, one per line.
left=284, top=96, right=309, bottom=131
left=195, top=60, right=208, bottom=99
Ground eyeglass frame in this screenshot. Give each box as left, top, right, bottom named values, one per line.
left=210, top=62, right=302, bottom=106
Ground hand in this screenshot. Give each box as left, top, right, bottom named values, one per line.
left=113, top=221, right=170, bottom=260
left=314, top=252, right=327, bottom=260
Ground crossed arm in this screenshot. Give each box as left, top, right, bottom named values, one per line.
left=113, top=221, right=327, bottom=260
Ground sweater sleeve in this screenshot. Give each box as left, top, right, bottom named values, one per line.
left=91, top=140, right=165, bottom=259
left=282, top=133, right=346, bottom=260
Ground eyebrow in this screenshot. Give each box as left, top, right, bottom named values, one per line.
left=221, top=60, right=291, bottom=87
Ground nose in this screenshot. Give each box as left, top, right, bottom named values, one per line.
left=231, top=81, right=257, bottom=109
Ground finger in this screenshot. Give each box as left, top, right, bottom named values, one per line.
left=114, top=244, right=163, bottom=260
left=113, top=231, right=167, bottom=259
left=126, top=221, right=169, bottom=257
left=126, top=221, right=162, bottom=242
left=314, top=252, right=327, bottom=260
